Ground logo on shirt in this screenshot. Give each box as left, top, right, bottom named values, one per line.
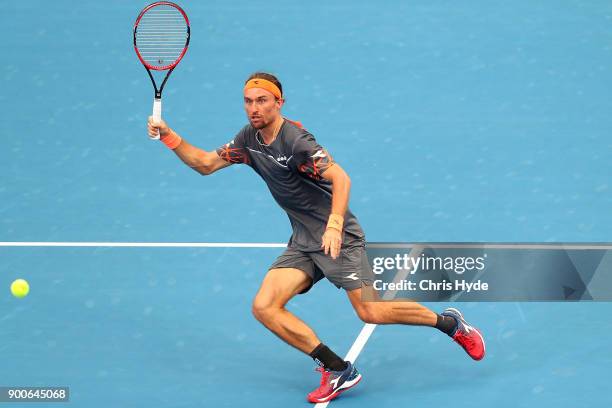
left=311, top=150, right=326, bottom=159
left=276, top=155, right=288, bottom=162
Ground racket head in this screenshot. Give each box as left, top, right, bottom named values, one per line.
left=133, top=1, right=190, bottom=71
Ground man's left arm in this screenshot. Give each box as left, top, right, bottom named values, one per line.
left=321, top=163, right=351, bottom=259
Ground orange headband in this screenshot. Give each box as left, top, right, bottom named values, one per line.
left=244, top=78, right=282, bottom=99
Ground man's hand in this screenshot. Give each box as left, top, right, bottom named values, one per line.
left=147, top=116, right=171, bottom=138
left=321, top=227, right=342, bottom=259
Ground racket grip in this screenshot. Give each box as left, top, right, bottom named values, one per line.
left=151, top=98, right=162, bottom=140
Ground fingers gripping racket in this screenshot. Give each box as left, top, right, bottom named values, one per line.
left=134, top=2, right=190, bottom=139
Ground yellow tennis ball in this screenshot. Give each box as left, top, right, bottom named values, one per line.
left=10, top=279, right=29, bottom=298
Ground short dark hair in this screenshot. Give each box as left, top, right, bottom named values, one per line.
left=245, top=72, right=283, bottom=98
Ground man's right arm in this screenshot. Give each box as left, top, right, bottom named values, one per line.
left=173, top=138, right=231, bottom=175
left=148, top=116, right=231, bottom=176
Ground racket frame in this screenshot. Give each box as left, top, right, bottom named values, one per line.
left=133, top=1, right=190, bottom=139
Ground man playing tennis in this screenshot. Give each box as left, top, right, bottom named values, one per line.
left=147, top=72, right=485, bottom=403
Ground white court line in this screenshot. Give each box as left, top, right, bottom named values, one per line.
left=3, top=242, right=609, bottom=249
left=313, top=324, right=376, bottom=408
left=0, top=242, right=286, bottom=248
left=368, top=243, right=612, bottom=250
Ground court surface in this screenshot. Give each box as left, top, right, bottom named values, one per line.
left=1, top=1, right=611, bottom=407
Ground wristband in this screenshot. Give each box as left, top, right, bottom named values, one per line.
left=161, top=130, right=182, bottom=150
left=326, top=214, right=344, bottom=232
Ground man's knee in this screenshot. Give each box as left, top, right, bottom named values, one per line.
left=251, top=294, right=280, bottom=323
left=252, top=268, right=311, bottom=323
left=354, top=303, right=383, bottom=324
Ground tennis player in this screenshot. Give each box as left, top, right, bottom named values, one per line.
left=147, top=72, right=485, bottom=403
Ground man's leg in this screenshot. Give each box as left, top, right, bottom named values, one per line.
left=252, top=267, right=361, bottom=403
left=346, top=287, right=439, bottom=326
left=251, top=267, right=320, bottom=353
left=347, top=287, right=485, bottom=360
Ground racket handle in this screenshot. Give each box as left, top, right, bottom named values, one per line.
left=151, top=97, right=162, bottom=140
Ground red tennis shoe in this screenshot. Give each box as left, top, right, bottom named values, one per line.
left=442, top=307, right=486, bottom=361
left=307, top=361, right=362, bottom=403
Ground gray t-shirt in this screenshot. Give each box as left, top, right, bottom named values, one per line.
left=216, top=120, right=365, bottom=251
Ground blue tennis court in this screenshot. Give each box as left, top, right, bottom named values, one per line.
left=2, top=1, right=611, bottom=407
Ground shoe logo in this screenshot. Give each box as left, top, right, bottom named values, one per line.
left=462, top=323, right=473, bottom=334
left=329, top=376, right=341, bottom=389
left=346, top=273, right=358, bottom=281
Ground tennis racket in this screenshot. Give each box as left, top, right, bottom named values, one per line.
left=133, top=1, right=190, bottom=140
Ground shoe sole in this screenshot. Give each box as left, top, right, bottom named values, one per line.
left=470, top=328, right=486, bottom=360
left=308, top=374, right=362, bottom=403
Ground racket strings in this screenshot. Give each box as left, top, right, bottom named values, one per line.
left=135, top=4, right=188, bottom=69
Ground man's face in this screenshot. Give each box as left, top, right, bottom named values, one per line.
left=243, top=87, right=283, bottom=129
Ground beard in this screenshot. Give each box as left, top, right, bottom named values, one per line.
left=249, top=116, right=270, bottom=130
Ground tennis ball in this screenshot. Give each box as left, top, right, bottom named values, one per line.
left=10, top=279, right=29, bottom=298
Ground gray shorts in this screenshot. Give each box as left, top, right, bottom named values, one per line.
left=269, top=244, right=374, bottom=292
